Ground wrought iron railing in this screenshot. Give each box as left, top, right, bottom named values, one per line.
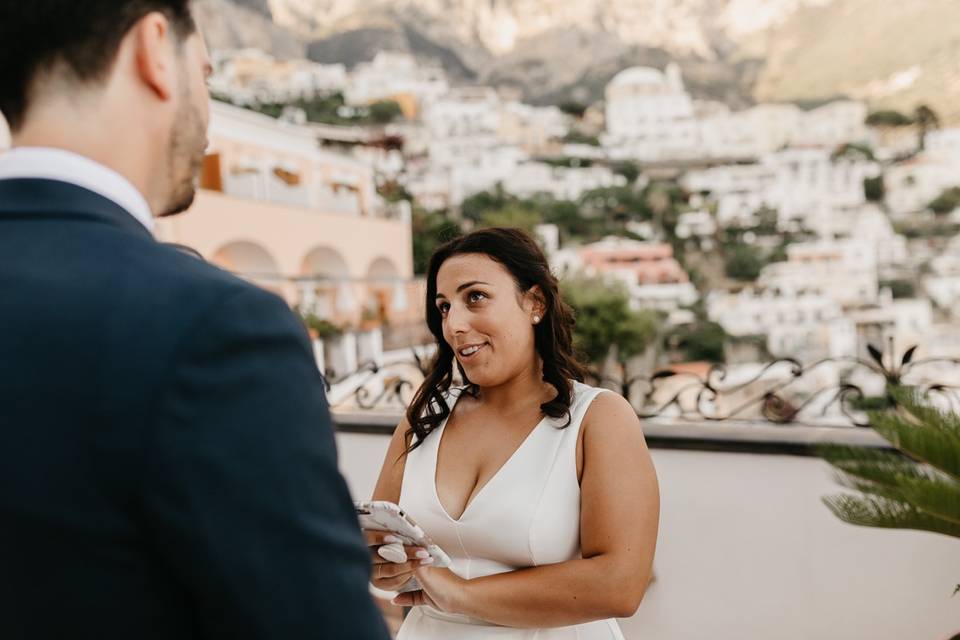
left=324, top=340, right=960, bottom=428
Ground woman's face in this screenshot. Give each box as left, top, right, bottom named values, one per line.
left=435, top=253, right=542, bottom=387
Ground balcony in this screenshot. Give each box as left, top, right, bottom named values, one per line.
left=327, top=345, right=960, bottom=639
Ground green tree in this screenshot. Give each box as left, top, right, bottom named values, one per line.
left=831, top=142, right=876, bottom=162
left=543, top=200, right=601, bottom=241
left=866, top=110, right=914, bottom=128
left=725, top=244, right=763, bottom=281
left=560, top=277, right=662, bottom=366
left=460, top=187, right=511, bottom=224
left=611, top=161, right=641, bottom=185
left=368, top=99, right=403, bottom=124
left=561, top=131, right=601, bottom=146
left=580, top=186, right=651, bottom=228
left=557, top=101, right=587, bottom=117
left=667, top=321, right=727, bottom=363
left=820, top=388, right=960, bottom=595
left=880, top=279, right=915, bottom=299
left=478, top=204, right=542, bottom=233
left=754, top=207, right=779, bottom=235
left=929, top=186, right=960, bottom=215
left=411, top=208, right=463, bottom=275
left=914, top=104, right=940, bottom=152
left=864, top=175, right=885, bottom=203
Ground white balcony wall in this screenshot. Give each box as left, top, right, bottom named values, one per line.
left=335, top=429, right=958, bottom=640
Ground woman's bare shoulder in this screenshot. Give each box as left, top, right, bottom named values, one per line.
left=581, top=390, right=644, bottom=442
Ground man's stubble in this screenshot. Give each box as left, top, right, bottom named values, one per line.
left=158, top=69, right=208, bottom=218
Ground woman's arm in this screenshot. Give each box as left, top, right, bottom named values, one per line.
left=404, top=392, right=660, bottom=627
left=371, top=417, right=410, bottom=504
left=367, top=418, right=431, bottom=592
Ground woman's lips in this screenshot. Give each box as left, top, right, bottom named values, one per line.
left=457, top=343, right=488, bottom=361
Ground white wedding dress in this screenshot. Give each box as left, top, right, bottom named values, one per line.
left=396, top=381, right=626, bottom=639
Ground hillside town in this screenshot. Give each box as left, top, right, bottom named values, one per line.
left=4, top=5, right=960, bottom=637
left=198, top=49, right=960, bottom=380
left=6, top=46, right=958, bottom=414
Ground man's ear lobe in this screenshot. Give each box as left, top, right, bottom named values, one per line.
left=131, top=12, right=177, bottom=101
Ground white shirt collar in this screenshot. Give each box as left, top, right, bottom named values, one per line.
left=0, top=147, right=154, bottom=233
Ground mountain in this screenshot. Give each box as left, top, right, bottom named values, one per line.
left=206, top=0, right=960, bottom=121
left=196, top=0, right=304, bottom=59
left=741, top=0, right=960, bottom=122
left=268, top=0, right=779, bottom=106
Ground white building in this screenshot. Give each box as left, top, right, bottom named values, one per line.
left=698, top=105, right=764, bottom=160
left=424, top=86, right=501, bottom=139
left=209, top=49, right=347, bottom=105
left=681, top=163, right=778, bottom=227
left=556, top=237, right=699, bottom=313
left=741, top=103, right=803, bottom=153
left=848, top=295, right=933, bottom=361
left=603, top=61, right=867, bottom=164
left=923, top=240, right=960, bottom=318
left=497, top=102, right=570, bottom=153
left=924, top=127, right=960, bottom=165
left=675, top=210, right=717, bottom=240
left=758, top=238, right=879, bottom=308
left=502, top=162, right=626, bottom=201
left=684, top=148, right=878, bottom=233
left=706, top=288, right=856, bottom=362
left=206, top=101, right=388, bottom=218
left=764, top=147, right=879, bottom=233
left=345, top=52, right=448, bottom=113
left=793, top=100, right=868, bottom=148
left=849, top=205, right=908, bottom=268
left=603, top=64, right=699, bottom=162
left=413, top=87, right=528, bottom=206
left=884, top=154, right=959, bottom=217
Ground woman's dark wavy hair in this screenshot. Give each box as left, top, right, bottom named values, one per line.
left=404, top=227, right=588, bottom=453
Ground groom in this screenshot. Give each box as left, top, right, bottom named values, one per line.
left=0, top=2, right=388, bottom=638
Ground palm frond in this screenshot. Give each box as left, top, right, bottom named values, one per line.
left=890, top=387, right=960, bottom=437
left=868, top=409, right=960, bottom=482
left=820, top=443, right=960, bottom=526
left=822, top=493, right=960, bottom=538
left=818, top=444, right=931, bottom=486
left=831, top=472, right=960, bottom=526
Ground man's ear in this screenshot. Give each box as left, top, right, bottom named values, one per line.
left=131, top=12, right=178, bottom=101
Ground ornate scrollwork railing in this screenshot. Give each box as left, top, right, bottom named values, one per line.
left=587, top=340, right=960, bottom=427
left=325, top=340, right=960, bottom=428
left=323, top=346, right=433, bottom=411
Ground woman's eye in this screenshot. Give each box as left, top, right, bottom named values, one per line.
left=437, top=303, right=450, bottom=315
left=468, top=291, right=486, bottom=303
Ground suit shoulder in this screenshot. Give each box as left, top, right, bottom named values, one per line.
left=121, top=237, right=301, bottom=338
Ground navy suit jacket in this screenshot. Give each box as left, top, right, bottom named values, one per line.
left=0, top=179, right=389, bottom=639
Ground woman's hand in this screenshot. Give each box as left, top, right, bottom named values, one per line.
left=391, top=566, right=467, bottom=613
left=365, top=530, right=434, bottom=592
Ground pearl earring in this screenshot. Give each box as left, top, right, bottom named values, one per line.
left=533, top=315, right=541, bottom=324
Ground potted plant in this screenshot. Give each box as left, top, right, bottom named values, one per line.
left=356, top=307, right=385, bottom=366
left=295, top=308, right=344, bottom=374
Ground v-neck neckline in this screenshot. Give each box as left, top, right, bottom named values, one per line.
left=432, top=387, right=549, bottom=524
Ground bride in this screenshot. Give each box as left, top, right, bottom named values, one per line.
left=366, top=227, right=659, bottom=638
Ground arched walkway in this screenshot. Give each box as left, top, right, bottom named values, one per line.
left=366, top=256, right=403, bottom=318
left=301, top=246, right=353, bottom=319
left=211, top=240, right=282, bottom=295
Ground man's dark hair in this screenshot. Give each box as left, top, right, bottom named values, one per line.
left=0, top=1, right=196, bottom=131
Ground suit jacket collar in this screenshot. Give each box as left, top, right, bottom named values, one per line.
left=0, top=178, right=154, bottom=240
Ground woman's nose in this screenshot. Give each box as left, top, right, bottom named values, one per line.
left=445, top=304, right=471, bottom=333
